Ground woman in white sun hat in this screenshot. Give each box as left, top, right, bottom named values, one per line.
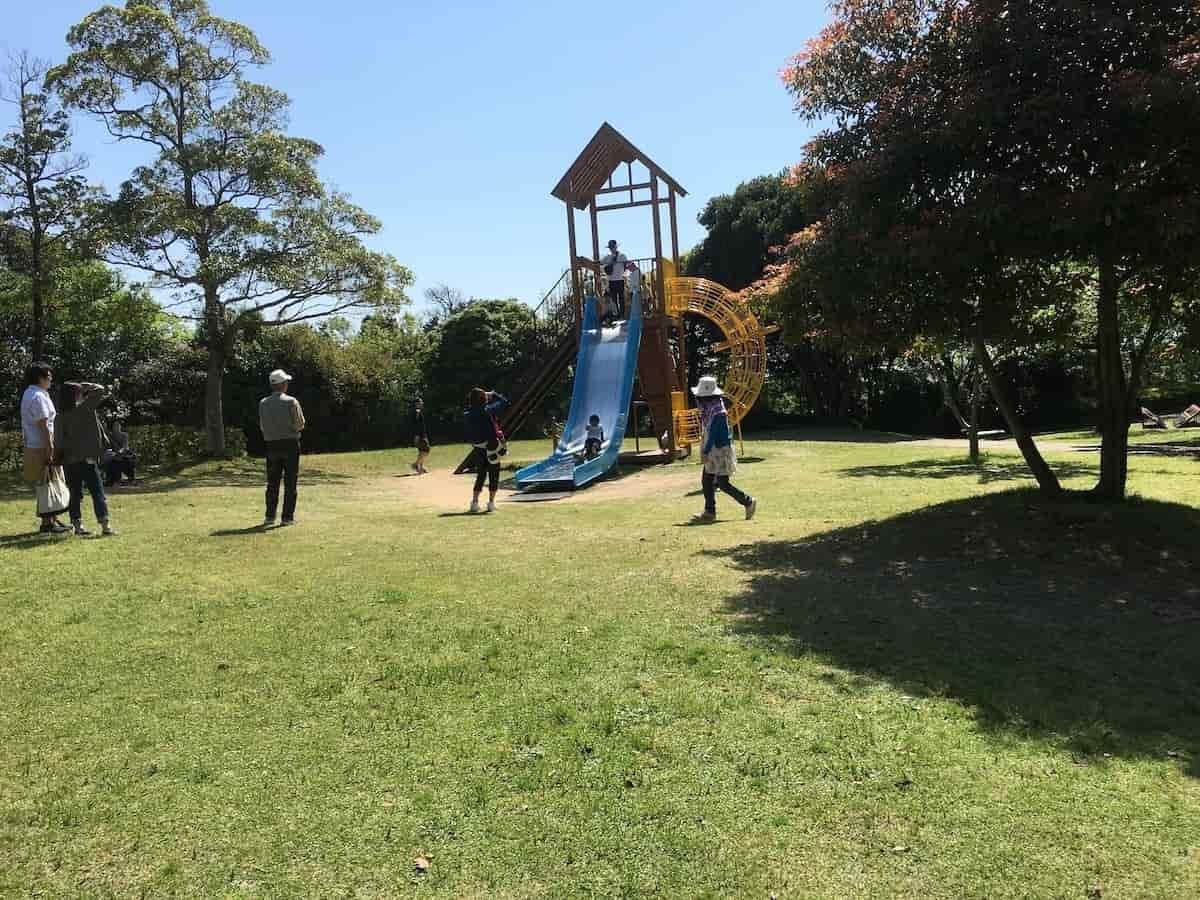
left=692, top=376, right=757, bottom=523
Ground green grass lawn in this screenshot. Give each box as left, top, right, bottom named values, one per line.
left=2, top=434, right=1199, bottom=898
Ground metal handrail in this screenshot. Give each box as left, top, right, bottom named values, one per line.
left=532, top=268, right=572, bottom=319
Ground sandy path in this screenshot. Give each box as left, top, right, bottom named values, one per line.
left=378, top=465, right=697, bottom=512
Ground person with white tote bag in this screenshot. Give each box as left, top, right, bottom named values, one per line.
left=20, top=362, right=70, bottom=534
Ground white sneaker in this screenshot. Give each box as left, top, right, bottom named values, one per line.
left=486, top=500, right=497, bottom=513
left=469, top=500, right=480, bottom=514
left=101, top=522, right=117, bottom=537
left=262, top=518, right=275, bottom=528
left=745, top=498, right=758, bottom=521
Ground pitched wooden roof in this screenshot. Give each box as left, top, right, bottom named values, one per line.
left=552, top=122, right=687, bottom=210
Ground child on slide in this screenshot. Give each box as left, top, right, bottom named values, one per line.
left=584, top=415, right=604, bottom=460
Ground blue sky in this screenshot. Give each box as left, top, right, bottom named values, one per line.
left=8, top=0, right=829, bottom=316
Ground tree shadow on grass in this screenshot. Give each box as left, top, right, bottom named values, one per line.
left=839, top=457, right=1098, bottom=484
left=1073, top=442, right=1200, bottom=459
left=0, top=479, right=34, bottom=501
left=115, top=462, right=350, bottom=495
left=750, top=427, right=917, bottom=444
left=0, top=531, right=60, bottom=551
left=706, top=490, right=1200, bottom=775
left=2, top=462, right=351, bottom=500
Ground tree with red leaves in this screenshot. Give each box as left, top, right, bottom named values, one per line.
left=778, top=0, right=1200, bottom=499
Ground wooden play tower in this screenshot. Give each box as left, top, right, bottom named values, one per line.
left=456, top=123, right=773, bottom=474
left=553, top=122, right=689, bottom=457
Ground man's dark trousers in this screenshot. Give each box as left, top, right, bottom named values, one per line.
left=265, top=439, right=300, bottom=521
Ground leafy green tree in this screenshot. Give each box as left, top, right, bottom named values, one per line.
left=221, top=314, right=431, bottom=453
left=686, top=174, right=814, bottom=292
left=783, top=0, right=1200, bottom=499
left=47, top=262, right=187, bottom=386
left=50, top=0, right=412, bottom=455
left=0, top=51, right=94, bottom=361
left=0, top=261, right=186, bottom=423
left=422, top=299, right=539, bottom=434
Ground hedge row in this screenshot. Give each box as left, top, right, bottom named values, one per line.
left=1, top=426, right=246, bottom=473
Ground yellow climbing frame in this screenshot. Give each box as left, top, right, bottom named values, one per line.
left=662, top=264, right=773, bottom=448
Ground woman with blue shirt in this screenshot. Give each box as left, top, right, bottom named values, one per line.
left=692, top=376, right=757, bottom=523
left=464, top=387, right=508, bottom=513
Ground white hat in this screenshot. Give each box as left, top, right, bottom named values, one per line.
left=268, top=369, right=293, bottom=385
left=691, top=376, right=723, bottom=397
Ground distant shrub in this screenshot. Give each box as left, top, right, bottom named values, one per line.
left=123, top=426, right=246, bottom=467
left=0, top=432, right=19, bottom=474
left=1, top=426, right=245, bottom=473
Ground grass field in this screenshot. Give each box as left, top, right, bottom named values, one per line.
left=2, top=432, right=1199, bottom=898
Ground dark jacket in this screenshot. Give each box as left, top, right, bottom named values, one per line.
left=56, top=389, right=109, bottom=465
left=464, top=393, right=508, bottom=445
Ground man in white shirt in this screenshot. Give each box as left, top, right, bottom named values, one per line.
left=20, top=361, right=69, bottom=534
left=599, top=239, right=630, bottom=323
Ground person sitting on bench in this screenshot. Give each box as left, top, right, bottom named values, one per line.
left=102, top=420, right=138, bottom=485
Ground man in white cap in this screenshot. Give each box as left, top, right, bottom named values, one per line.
left=259, top=369, right=306, bottom=527
left=599, top=239, right=630, bottom=323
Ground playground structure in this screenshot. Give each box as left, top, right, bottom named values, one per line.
left=514, top=290, right=644, bottom=488
left=457, top=123, right=775, bottom=481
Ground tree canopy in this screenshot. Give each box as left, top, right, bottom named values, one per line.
left=422, top=299, right=541, bottom=432
left=50, top=0, right=412, bottom=453
left=685, top=174, right=815, bottom=292
left=774, top=0, right=1200, bottom=499
left=0, top=51, right=94, bottom=361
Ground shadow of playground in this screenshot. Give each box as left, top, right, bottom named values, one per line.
left=707, top=491, right=1200, bottom=775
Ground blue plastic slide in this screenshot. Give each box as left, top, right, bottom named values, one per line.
left=514, top=289, right=644, bottom=489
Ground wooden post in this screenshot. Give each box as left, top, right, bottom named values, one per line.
left=650, top=175, right=665, bottom=302
left=737, top=419, right=745, bottom=458
left=566, top=201, right=580, bottom=322
left=589, top=201, right=600, bottom=262
left=668, top=186, right=680, bottom=268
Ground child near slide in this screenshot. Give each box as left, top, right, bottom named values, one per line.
left=584, top=414, right=604, bottom=459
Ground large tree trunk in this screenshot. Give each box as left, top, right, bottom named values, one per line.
left=974, top=334, right=1062, bottom=496
left=203, top=288, right=226, bottom=456
left=935, top=356, right=980, bottom=464
left=968, top=362, right=982, bottom=465
left=1094, top=257, right=1129, bottom=500
left=30, top=262, right=45, bottom=363
left=204, top=339, right=226, bottom=456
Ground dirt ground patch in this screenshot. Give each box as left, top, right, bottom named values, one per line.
left=378, top=465, right=697, bottom=512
